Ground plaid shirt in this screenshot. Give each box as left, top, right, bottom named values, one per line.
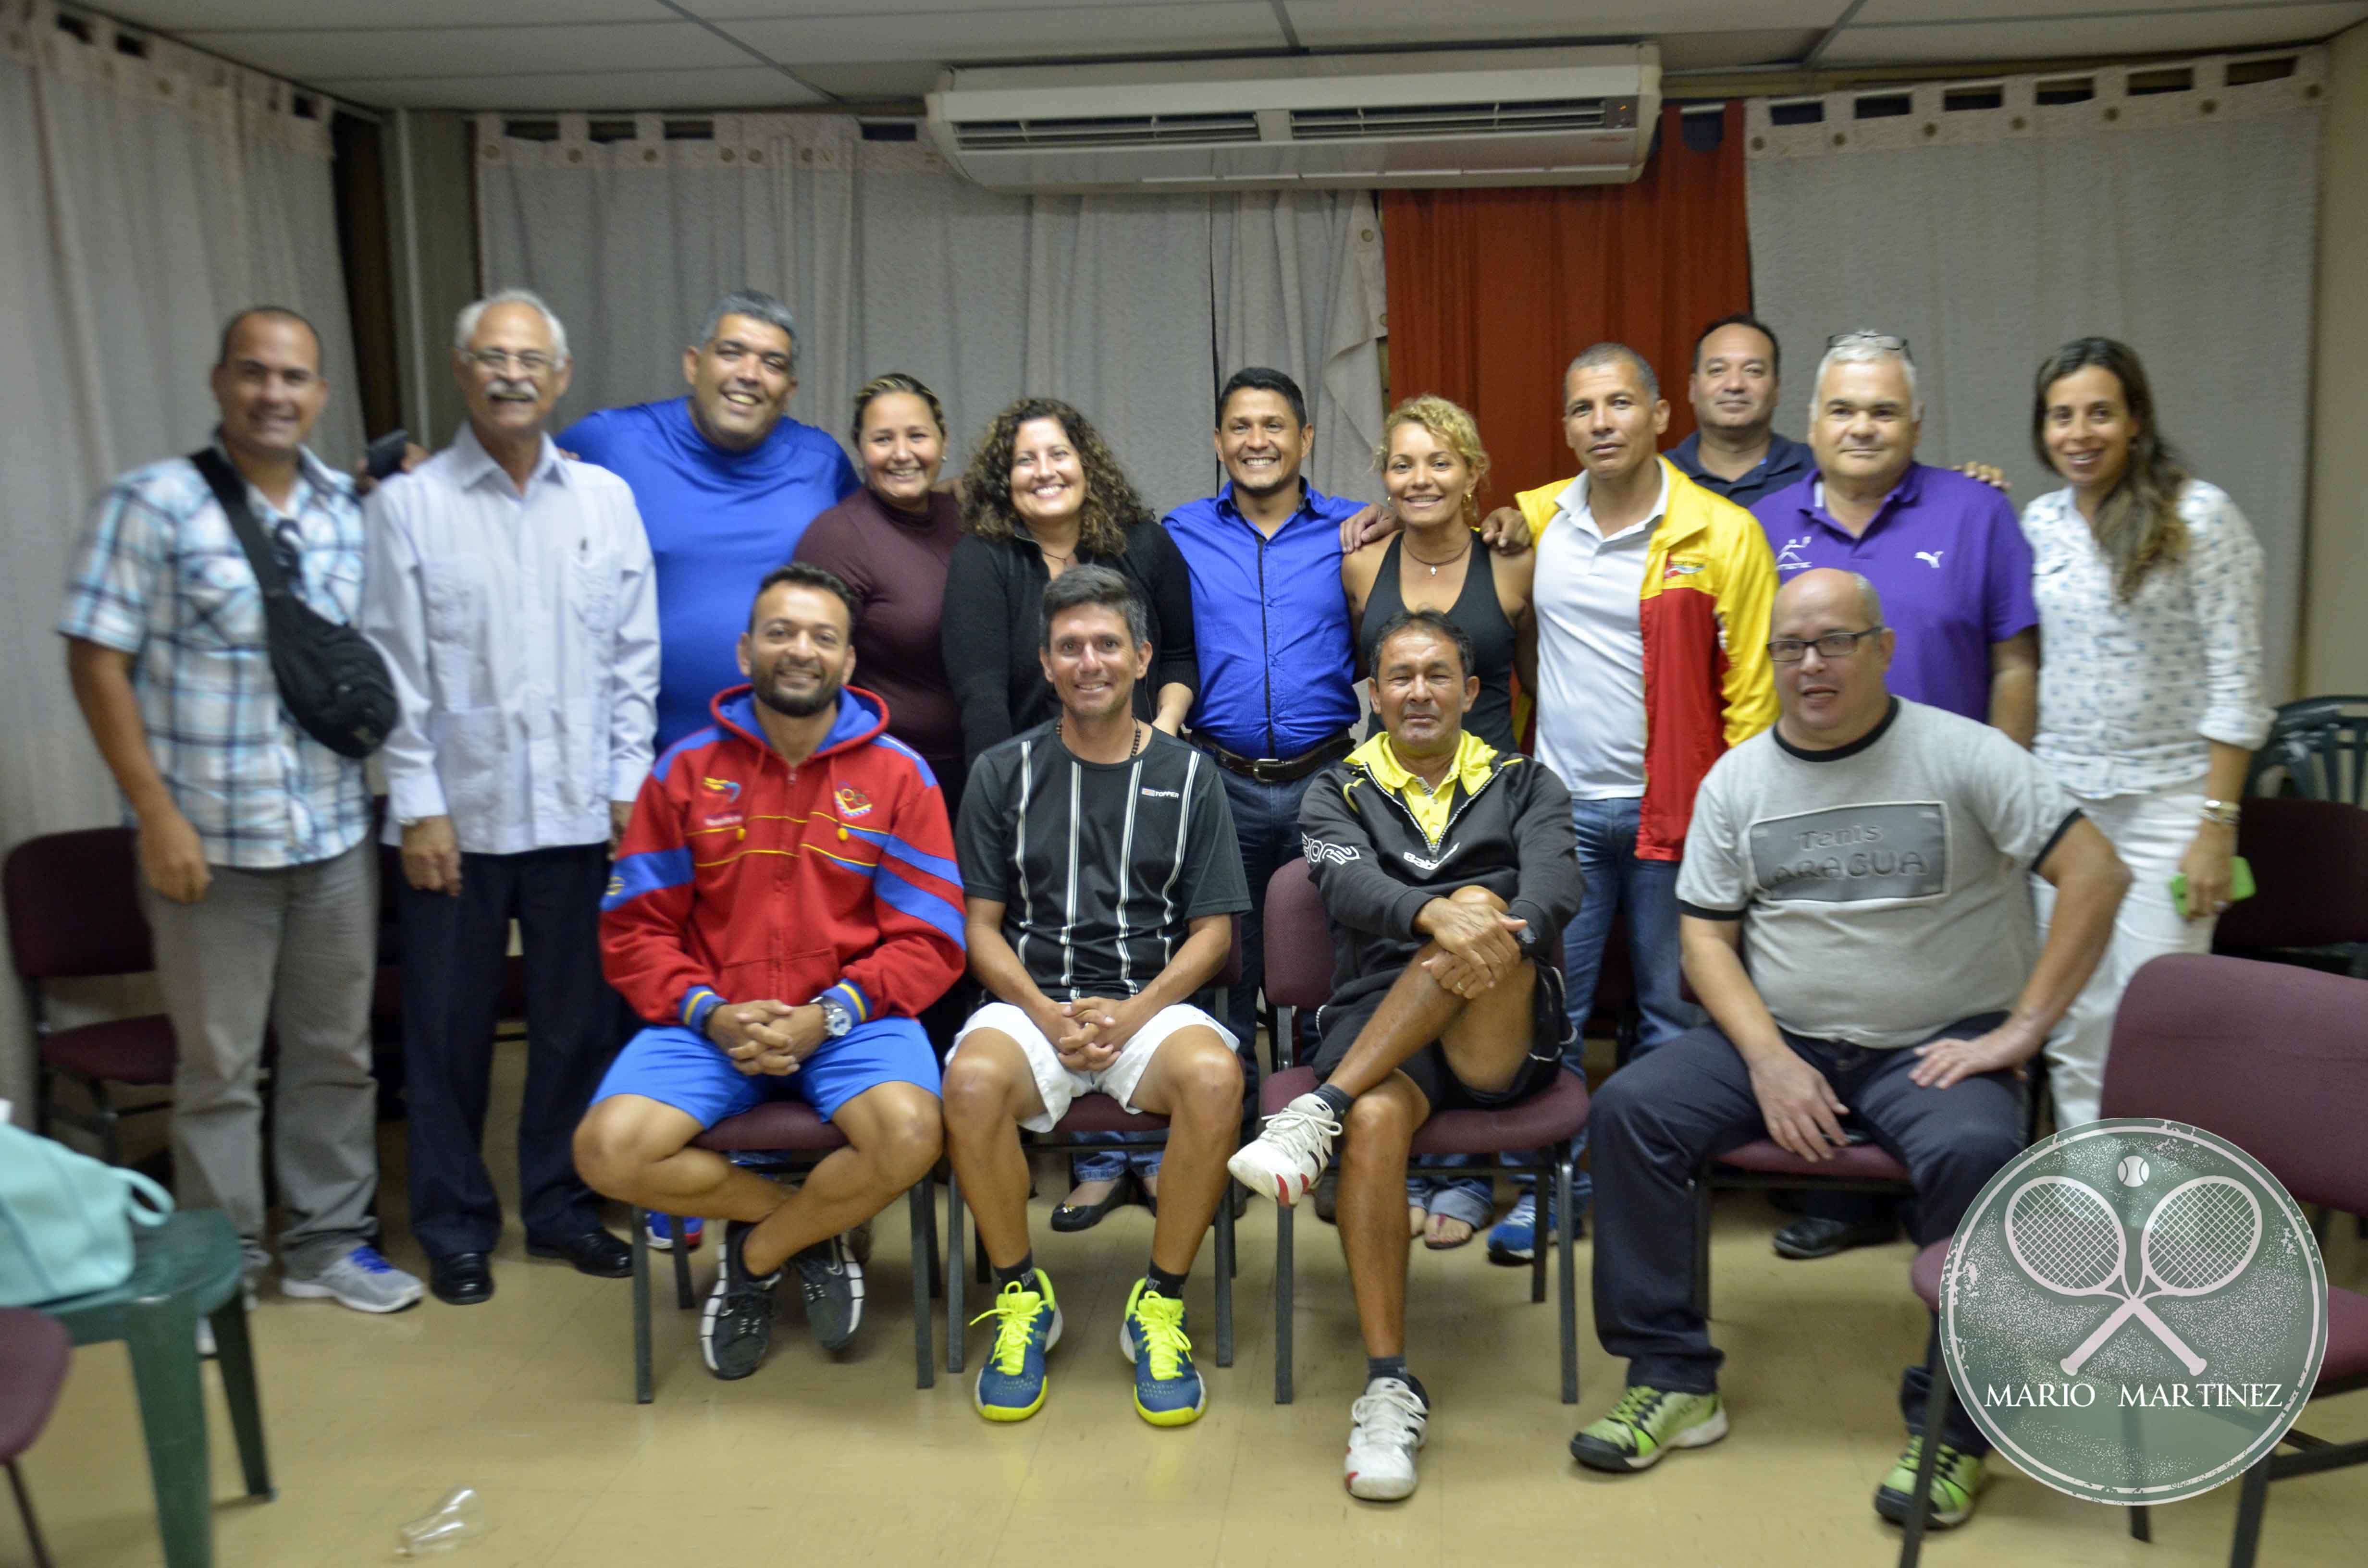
left=58, top=442, right=373, bottom=868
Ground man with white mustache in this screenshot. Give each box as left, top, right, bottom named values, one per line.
left=360, top=289, right=660, bottom=1305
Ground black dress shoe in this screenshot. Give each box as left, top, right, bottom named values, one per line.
left=1772, top=1214, right=1899, bottom=1260
left=1050, top=1175, right=1134, bottom=1233
left=527, top=1229, right=633, bottom=1278
left=430, top=1251, right=494, bottom=1305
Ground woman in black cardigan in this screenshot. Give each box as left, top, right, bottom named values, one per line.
left=941, top=396, right=1198, bottom=766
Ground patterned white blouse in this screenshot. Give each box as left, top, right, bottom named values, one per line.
left=2020, top=478, right=2273, bottom=800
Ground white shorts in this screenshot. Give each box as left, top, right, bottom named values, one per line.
left=948, top=1001, right=1237, bottom=1133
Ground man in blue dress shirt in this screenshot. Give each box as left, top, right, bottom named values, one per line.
left=560, top=290, right=859, bottom=749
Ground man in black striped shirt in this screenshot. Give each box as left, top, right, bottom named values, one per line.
left=945, top=566, right=1250, bottom=1430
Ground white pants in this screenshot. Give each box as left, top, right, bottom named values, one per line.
left=2035, top=779, right=2216, bottom=1128
left=949, top=1001, right=1236, bottom=1132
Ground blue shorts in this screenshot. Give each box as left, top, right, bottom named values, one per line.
left=592, top=1016, right=941, bottom=1128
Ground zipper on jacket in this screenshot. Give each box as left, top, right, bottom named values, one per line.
left=1352, top=752, right=1510, bottom=852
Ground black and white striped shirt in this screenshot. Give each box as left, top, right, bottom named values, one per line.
left=955, top=723, right=1249, bottom=1001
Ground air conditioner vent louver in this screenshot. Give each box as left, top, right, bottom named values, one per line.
left=1289, top=98, right=1632, bottom=140
left=952, top=111, right=1260, bottom=151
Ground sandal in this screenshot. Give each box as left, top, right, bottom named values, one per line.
left=1423, top=1213, right=1477, bottom=1250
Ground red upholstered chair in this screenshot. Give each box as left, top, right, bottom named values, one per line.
left=629, top=1098, right=942, bottom=1402
left=2211, top=797, right=2368, bottom=979
left=4, top=828, right=175, bottom=1164
left=944, top=918, right=1245, bottom=1376
left=1259, top=859, right=1587, bottom=1404
left=0, top=1308, right=70, bottom=1568
left=2100, top=953, right=2368, bottom=1567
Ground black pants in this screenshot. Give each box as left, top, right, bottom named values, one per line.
left=1590, top=1014, right=2024, bottom=1453
left=400, top=843, right=617, bottom=1258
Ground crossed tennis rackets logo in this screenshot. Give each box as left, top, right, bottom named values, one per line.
left=2004, top=1172, right=2264, bottom=1376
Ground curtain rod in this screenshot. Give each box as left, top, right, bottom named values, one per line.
left=57, top=0, right=382, bottom=123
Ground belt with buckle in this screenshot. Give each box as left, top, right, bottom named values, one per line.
left=1193, top=729, right=1355, bottom=785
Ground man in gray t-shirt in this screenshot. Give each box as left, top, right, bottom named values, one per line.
left=1570, top=570, right=2130, bottom=1540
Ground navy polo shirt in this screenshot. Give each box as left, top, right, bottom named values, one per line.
left=1666, top=429, right=1815, bottom=510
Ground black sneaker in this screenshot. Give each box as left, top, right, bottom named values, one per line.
left=700, top=1221, right=780, bottom=1380
left=792, top=1234, right=865, bottom=1353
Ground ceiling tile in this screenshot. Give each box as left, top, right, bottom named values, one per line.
left=1281, top=0, right=1838, bottom=48
left=185, top=23, right=749, bottom=82
left=102, top=0, right=670, bottom=30
left=718, top=4, right=1287, bottom=65
left=1659, top=26, right=1826, bottom=70
left=701, top=0, right=1258, bottom=13
left=314, top=65, right=826, bottom=110
left=1828, top=2, right=2368, bottom=64
left=784, top=61, right=948, bottom=98
left=1854, top=0, right=2323, bottom=19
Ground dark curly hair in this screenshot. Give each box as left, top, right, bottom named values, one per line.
left=959, top=397, right=1149, bottom=560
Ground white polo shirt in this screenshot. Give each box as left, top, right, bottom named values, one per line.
left=1533, top=467, right=1667, bottom=800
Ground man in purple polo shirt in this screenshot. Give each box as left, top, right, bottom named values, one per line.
left=1748, top=329, right=2039, bottom=1262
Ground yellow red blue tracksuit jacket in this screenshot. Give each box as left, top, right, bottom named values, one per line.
left=601, top=683, right=964, bottom=1034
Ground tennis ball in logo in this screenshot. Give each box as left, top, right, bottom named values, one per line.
left=2118, top=1154, right=2150, bottom=1187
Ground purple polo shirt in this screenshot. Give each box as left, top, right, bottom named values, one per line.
left=1751, top=463, right=2036, bottom=722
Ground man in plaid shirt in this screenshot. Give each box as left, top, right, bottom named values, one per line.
left=59, top=307, right=422, bottom=1315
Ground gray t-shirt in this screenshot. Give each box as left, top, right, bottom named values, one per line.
left=1676, top=698, right=2079, bottom=1048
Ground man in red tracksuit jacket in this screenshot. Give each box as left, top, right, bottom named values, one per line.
left=574, top=562, right=963, bottom=1382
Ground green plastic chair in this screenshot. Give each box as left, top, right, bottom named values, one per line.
left=37, top=1208, right=271, bottom=1568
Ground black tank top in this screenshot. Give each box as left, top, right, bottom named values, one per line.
left=1357, top=534, right=1518, bottom=753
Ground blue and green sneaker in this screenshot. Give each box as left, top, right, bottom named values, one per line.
left=972, top=1270, right=1061, bottom=1422
left=1120, top=1280, right=1205, bottom=1427
left=1875, top=1437, right=1984, bottom=1529
left=1568, top=1385, right=1727, bottom=1472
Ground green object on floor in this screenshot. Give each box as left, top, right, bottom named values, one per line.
left=37, top=1208, right=272, bottom=1568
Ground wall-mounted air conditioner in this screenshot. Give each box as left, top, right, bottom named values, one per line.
left=925, top=46, right=1660, bottom=194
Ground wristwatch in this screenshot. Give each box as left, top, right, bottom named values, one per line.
left=2200, top=798, right=2243, bottom=828
left=814, top=995, right=854, bottom=1039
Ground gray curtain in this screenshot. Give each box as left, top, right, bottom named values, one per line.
left=1745, top=53, right=2323, bottom=696
left=475, top=113, right=1387, bottom=515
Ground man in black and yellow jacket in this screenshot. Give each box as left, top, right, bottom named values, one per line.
left=1228, top=607, right=1583, bottom=1503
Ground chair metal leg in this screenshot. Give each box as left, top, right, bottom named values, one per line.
left=205, top=1294, right=272, bottom=1498
left=631, top=1215, right=654, bottom=1404
left=669, top=1219, right=695, bottom=1311
left=2130, top=1503, right=2151, bottom=1542
left=1555, top=1155, right=1579, bottom=1405
left=1530, top=1158, right=1549, bottom=1305
left=6, top=1461, right=55, bottom=1568
left=1898, top=1335, right=1955, bottom=1568
left=907, top=1184, right=935, bottom=1390
left=1214, top=1186, right=1235, bottom=1368
left=946, top=1171, right=967, bottom=1375
left=1274, top=1201, right=1295, bottom=1404
left=2228, top=1456, right=2272, bottom=1568
left=924, top=1177, right=944, bottom=1300
left=1690, top=1163, right=1714, bottom=1321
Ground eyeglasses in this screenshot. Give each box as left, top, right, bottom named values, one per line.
left=1825, top=331, right=1911, bottom=356
left=464, top=349, right=558, bottom=375
left=1767, top=627, right=1886, bottom=662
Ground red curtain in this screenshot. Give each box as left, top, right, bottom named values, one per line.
left=1380, top=102, right=1751, bottom=509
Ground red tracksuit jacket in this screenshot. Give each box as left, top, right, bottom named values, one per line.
left=601, top=684, right=964, bottom=1034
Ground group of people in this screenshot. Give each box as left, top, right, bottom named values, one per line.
left=58, top=280, right=2270, bottom=1533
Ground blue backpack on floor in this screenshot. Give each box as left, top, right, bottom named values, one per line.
left=0, top=1121, right=174, bottom=1306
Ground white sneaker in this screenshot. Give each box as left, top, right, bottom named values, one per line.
left=1228, top=1091, right=1341, bottom=1206
left=281, top=1244, right=424, bottom=1314
left=1345, top=1376, right=1428, bottom=1501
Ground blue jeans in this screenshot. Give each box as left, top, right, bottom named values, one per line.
left=1508, top=794, right=1696, bottom=1208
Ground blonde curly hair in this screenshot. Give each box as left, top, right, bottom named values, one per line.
left=1373, top=394, right=1491, bottom=516
left=960, top=397, right=1149, bottom=559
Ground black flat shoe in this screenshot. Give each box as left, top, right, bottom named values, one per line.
left=1050, top=1176, right=1134, bottom=1233
left=1772, top=1214, right=1898, bottom=1261
left=528, top=1229, right=633, bottom=1278
left=430, top=1251, right=493, bottom=1305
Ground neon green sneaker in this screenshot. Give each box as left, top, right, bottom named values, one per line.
left=1120, top=1280, right=1206, bottom=1427
left=1875, top=1437, right=1984, bottom=1529
left=1568, top=1386, right=1728, bottom=1472
left=970, top=1270, right=1061, bottom=1422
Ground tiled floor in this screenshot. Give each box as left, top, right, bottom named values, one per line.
left=23, top=1041, right=2368, bottom=1567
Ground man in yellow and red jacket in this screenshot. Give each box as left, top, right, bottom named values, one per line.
left=574, top=562, right=963, bottom=1382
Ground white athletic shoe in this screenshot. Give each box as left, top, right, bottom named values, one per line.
left=1344, top=1376, right=1429, bottom=1501
left=1227, top=1091, right=1341, bottom=1206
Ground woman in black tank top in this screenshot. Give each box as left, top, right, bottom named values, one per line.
left=1344, top=395, right=1534, bottom=754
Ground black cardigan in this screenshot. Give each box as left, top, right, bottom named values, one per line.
left=940, top=520, right=1200, bottom=767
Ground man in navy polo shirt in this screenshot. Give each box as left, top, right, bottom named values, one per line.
left=561, top=290, right=860, bottom=749
left=1164, top=367, right=1367, bottom=1056
left=1748, top=329, right=2039, bottom=1262
left=1664, top=314, right=1814, bottom=509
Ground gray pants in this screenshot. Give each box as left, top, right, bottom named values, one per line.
left=140, top=839, right=381, bottom=1277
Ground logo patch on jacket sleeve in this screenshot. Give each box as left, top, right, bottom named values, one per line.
left=834, top=784, right=876, bottom=819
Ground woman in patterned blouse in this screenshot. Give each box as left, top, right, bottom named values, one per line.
left=2020, top=338, right=2272, bottom=1127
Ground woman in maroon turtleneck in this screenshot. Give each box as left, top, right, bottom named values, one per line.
left=793, top=373, right=968, bottom=813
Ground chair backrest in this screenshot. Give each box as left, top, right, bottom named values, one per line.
left=1262, top=859, right=1335, bottom=1011
left=2100, top=953, right=2368, bottom=1214
left=2, top=827, right=154, bottom=982
left=2214, top=797, right=2368, bottom=952
left=2246, top=695, right=2368, bottom=806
